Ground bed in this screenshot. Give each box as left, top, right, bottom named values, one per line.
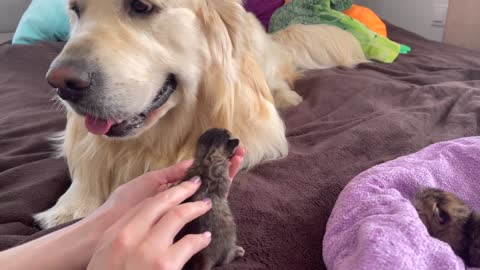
left=0, top=24, right=479, bottom=269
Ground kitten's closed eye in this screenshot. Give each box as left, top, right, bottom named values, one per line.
left=435, top=206, right=450, bottom=225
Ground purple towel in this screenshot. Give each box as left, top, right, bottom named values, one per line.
left=244, top=0, right=284, bottom=28
left=323, top=137, right=480, bottom=270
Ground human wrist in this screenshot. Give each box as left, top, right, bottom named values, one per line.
left=82, top=203, right=120, bottom=233
left=39, top=209, right=111, bottom=270
left=0, top=209, right=111, bottom=270
left=62, top=217, right=106, bottom=270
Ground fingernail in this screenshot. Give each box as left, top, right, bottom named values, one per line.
left=190, top=176, right=201, bottom=185
left=203, top=198, right=212, bottom=206
left=204, top=231, right=212, bottom=238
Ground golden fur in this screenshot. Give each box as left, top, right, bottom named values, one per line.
left=35, top=0, right=367, bottom=228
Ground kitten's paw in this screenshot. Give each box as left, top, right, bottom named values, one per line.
left=234, top=246, right=245, bottom=258
left=221, top=245, right=245, bottom=265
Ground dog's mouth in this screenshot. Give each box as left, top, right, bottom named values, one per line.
left=84, top=74, right=177, bottom=138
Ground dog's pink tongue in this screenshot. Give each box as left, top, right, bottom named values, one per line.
left=85, top=114, right=113, bottom=135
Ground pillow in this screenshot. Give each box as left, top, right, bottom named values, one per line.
left=12, top=0, right=70, bottom=45
left=244, top=0, right=284, bottom=29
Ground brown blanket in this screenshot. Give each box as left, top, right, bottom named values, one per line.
left=1, top=25, right=479, bottom=269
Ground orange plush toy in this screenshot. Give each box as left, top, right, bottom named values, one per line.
left=343, top=4, right=387, bottom=37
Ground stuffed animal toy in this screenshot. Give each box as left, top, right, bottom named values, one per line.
left=272, top=0, right=411, bottom=63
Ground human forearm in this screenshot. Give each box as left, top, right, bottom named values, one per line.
left=0, top=212, right=110, bottom=270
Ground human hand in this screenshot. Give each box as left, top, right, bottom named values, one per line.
left=85, top=147, right=245, bottom=270
left=88, top=147, right=246, bottom=228
left=87, top=177, right=211, bottom=270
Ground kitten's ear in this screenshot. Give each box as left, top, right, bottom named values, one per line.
left=434, top=204, right=450, bottom=225
left=226, top=139, right=240, bottom=154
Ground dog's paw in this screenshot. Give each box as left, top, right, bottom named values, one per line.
left=34, top=207, right=74, bottom=229
left=273, top=90, right=303, bottom=109
left=34, top=204, right=94, bottom=229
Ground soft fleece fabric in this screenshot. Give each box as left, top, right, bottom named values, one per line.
left=324, top=137, right=480, bottom=270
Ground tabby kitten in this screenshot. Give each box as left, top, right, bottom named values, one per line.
left=180, top=128, right=244, bottom=270
left=413, top=188, right=480, bottom=266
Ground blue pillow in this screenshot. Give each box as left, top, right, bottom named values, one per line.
left=12, top=0, right=70, bottom=45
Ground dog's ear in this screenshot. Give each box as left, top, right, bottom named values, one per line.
left=197, top=0, right=244, bottom=56
left=211, top=0, right=243, bottom=52
left=194, top=0, right=274, bottom=135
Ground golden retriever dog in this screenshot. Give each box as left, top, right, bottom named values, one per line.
left=36, top=0, right=366, bottom=228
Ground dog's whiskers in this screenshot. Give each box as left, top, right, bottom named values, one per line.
left=49, top=94, right=67, bottom=113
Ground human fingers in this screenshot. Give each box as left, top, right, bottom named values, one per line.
left=131, top=159, right=194, bottom=196
left=229, top=147, right=246, bottom=180
left=163, top=232, right=212, bottom=269
left=109, top=177, right=202, bottom=249
left=106, top=160, right=194, bottom=210
left=142, top=199, right=212, bottom=249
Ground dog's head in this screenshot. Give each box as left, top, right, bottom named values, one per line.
left=47, top=0, right=244, bottom=138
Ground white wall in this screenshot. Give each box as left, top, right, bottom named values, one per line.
left=354, top=0, right=449, bottom=42
left=0, top=0, right=30, bottom=42
left=0, top=0, right=29, bottom=33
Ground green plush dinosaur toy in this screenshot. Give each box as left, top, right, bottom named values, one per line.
left=269, top=0, right=411, bottom=63
left=330, top=0, right=352, bottom=11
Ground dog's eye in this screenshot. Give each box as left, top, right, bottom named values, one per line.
left=131, top=0, right=153, bottom=14
left=71, top=3, right=80, bottom=17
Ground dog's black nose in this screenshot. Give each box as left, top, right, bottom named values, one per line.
left=46, top=65, right=91, bottom=102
